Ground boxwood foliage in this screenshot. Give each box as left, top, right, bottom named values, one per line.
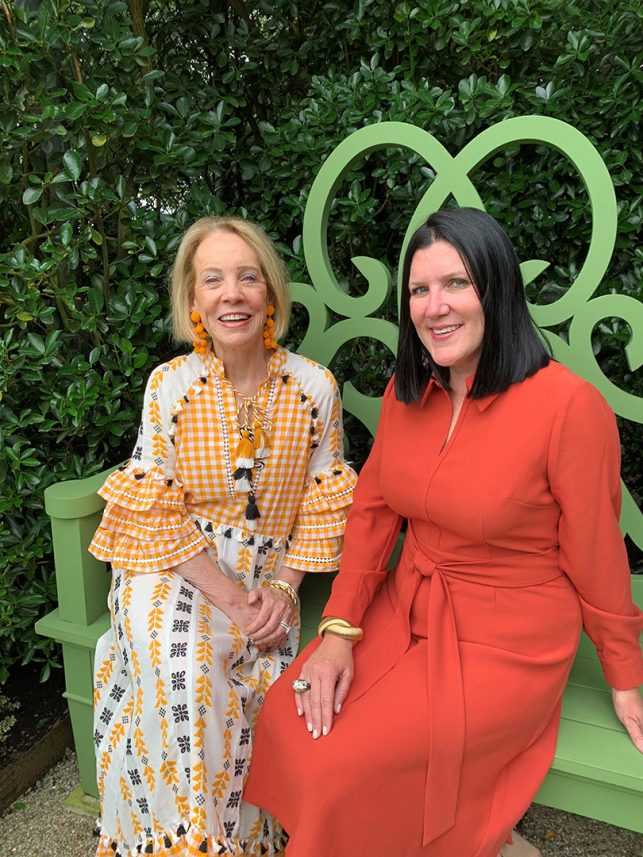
left=0, top=0, right=641, bottom=682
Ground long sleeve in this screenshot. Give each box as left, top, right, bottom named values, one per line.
left=322, top=378, right=403, bottom=624
left=548, top=380, right=643, bottom=689
left=89, top=362, right=208, bottom=573
left=283, top=371, right=357, bottom=572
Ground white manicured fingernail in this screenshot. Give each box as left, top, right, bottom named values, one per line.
left=335, top=704, right=341, bottom=714
left=322, top=726, right=328, bottom=736
left=307, top=721, right=312, bottom=732
left=296, top=707, right=303, bottom=716
left=312, top=729, right=319, bottom=739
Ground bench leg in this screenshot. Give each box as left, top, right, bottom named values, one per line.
left=62, top=643, right=99, bottom=799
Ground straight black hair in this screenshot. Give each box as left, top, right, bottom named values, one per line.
left=395, top=207, right=550, bottom=403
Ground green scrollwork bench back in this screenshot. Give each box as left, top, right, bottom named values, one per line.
left=294, top=117, right=641, bottom=548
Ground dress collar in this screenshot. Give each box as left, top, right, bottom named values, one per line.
left=420, top=373, right=499, bottom=412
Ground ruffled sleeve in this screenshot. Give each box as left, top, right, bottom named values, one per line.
left=283, top=464, right=357, bottom=572
left=283, top=371, right=357, bottom=572
left=89, top=360, right=209, bottom=573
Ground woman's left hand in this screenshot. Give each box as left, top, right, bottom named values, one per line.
left=245, top=587, right=295, bottom=652
left=612, top=688, right=643, bottom=752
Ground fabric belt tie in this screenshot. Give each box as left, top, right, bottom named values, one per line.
left=409, top=539, right=563, bottom=847
left=413, top=549, right=465, bottom=846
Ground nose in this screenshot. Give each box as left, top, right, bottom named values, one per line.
left=425, top=286, right=449, bottom=319
left=220, top=275, right=243, bottom=301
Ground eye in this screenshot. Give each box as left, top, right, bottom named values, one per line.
left=410, top=285, right=428, bottom=296
left=240, top=270, right=259, bottom=283
left=203, top=274, right=222, bottom=287
left=448, top=278, right=470, bottom=289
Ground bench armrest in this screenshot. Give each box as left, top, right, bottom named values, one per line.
left=44, top=466, right=119, bottom=520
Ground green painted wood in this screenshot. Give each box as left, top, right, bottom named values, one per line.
left=62, top=643, right=100, bottom=798
left=535, top=770, right=643, bottom=834
left=548, top=717, right=642, bottom=792
left=35, top=608, right=110, bottom=650
left=562, top=684, right=626, bottom=732
left=50, top=513, right=110, bottom=626
left=44, top=466, right=115, bottom=519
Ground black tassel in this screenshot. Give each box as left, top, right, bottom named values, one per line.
left=199, top=839, right=208, bottom=853
left=245, top=493, right=261, bottom=521
left=176, top=825, right=187, bottom=837
left=164, top=836, right=172, bottom=848
left=233, top=466, right=253, bottom=481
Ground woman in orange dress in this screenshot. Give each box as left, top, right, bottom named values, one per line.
left=244, top=207, right=643, bottom=857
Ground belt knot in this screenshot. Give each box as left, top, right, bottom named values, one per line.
left=413, top=550, right=439, bottom=578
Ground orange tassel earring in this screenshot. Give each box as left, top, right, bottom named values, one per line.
left=191, top=310, right=210, bottom=355
left=263, top=304, right=277, bottom=350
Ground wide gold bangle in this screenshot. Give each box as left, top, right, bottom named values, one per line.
left=318, top=616, right=363, bottom=641
left=268, top=579, right=299, bottom=608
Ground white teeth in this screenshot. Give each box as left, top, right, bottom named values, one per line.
left=219, top=314, right=250, bottom=321
left=432, top=324, right=461, bottom=335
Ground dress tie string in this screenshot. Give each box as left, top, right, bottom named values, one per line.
left=413, top=549, right=465, bottom=846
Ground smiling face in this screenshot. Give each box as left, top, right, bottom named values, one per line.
left=191, top=230, right=269, bottom=359
left=408, top=239, right=485, bottom=382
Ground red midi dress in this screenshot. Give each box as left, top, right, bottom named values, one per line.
left=244, top=361, right=643, bottom=857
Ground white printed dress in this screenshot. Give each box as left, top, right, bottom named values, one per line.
left=89, top=346, right=356, bottom=857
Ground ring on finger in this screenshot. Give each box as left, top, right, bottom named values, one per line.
left=292, top=678, right=311, bottom=694
left=279, top=620, right=291, bottom=633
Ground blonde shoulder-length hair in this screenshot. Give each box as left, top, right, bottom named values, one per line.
left=170, top=217, right=291, bottom=345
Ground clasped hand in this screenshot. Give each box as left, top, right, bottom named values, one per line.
left=227, top=586, right=296, bottom=652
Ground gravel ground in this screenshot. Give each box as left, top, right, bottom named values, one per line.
left=0, top=751, right=641, bottom=857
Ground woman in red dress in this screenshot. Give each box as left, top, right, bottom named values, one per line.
left=244, top=208, right=643, bottom=857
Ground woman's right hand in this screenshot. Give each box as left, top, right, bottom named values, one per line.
left=293, top=634, right=354, bottom=739
left=222, top=592, right=261, bottom=636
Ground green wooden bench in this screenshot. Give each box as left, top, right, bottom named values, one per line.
left=36, top=117, right=643, bottom=830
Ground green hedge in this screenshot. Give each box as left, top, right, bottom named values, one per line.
left=0, top=0, right=641, bottom=682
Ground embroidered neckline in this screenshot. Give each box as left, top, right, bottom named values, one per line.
left=200, top=345, right=287, bottom=383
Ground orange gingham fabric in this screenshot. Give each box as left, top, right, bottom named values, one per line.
left=89, top=347, right=357, bottom=574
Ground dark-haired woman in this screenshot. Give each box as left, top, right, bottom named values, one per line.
left=244, top=208, right=643, bottom=857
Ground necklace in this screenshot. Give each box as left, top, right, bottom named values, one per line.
left=231, top=381, right=276, bottom=530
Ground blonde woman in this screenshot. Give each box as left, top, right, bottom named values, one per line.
left=89, top=218, right=357, bottom=857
